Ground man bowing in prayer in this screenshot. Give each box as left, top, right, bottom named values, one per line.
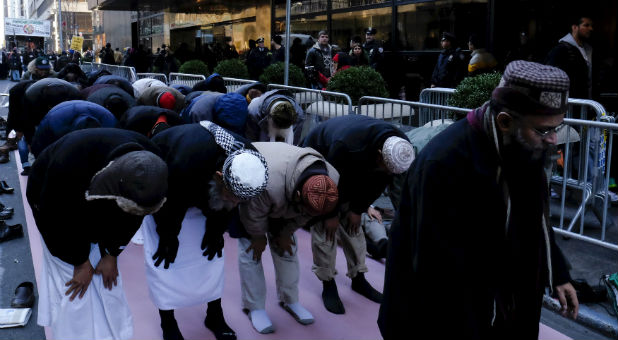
left=142, top=121, right=269, bottom=340
left=301, top=115, right=414, bottom=314
left=26, top=128, right=168, bottom=340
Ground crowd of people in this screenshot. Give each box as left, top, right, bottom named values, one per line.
left=1, top=13, right=608, bottom=340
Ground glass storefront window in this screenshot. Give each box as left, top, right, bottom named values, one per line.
left=331, top=0, right=390, bottom=10
left=397, top=0, right=488, bottom=51
left=274, top=14, right=327, bottom=42
left=274, top=0, right=328, bottom=18
left=331, top=7, right=391, bottom=51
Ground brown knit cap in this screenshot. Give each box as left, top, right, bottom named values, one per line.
left=302, top=175, right=338, bottom=216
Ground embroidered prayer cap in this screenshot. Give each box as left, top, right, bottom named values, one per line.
left=85, top=150, right=168, bottom=216
left=492, top=60, right=570, bottom=116
left=302, top=175, right=338, bottom=216
left=382, top=136, right=414, bottom=174
left=199, top=120, right=268, bottom=200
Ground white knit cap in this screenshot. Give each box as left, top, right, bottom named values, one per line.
left=382, top=136, right=414, bottom=174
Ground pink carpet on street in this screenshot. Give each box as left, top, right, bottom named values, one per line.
left=15, top=150, right=571, bottom=340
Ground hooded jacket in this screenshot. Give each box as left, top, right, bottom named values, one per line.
left=546, top=33, right=592, bottom=99
left=26, top=128, right=163, bottom=266
left=118, top=105, right=184, bottom=137
left=94, top=75, right=135, bottom=97
left=246, top=89, right=305, bottom=144
left=137, top=86, right=185, bottom=113
left=151, top=124, right=256, bottom=241
left=301, top=115, right=408, bottom=214
left=305, top=41, right=333, bottom=77
left=379, top=108, right=571, bottom=339
left=31, top=100, right=118, bottom=157
left=21, top=59, right=57, bottom=81
left=468, top=48, right=497, bottom=76
left=86, top=85, right=137, bottom=120
left=183, top=91, right=224, bottom=123
left=239, top=142, right=339, bottom=238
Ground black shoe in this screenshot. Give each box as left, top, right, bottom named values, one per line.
left=322, top=279, right=345, bottom=314
left=0, top=152, right=8, bottom=164
left=205, top=299, right=236, bottom=340
left=21, top=166, right=30, bottom=176
left=11, top=281, right=34, bottom=308
left=0, top=223, right=23, bottom=242
left=0, top=180, right=14, bottom=194
left=0, top=208, right=14, bottom=220
left=351, top=273, right=383, bottom=303
left=159, top=309, right=184, bottom=340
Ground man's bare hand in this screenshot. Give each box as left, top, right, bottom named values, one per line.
left=246, top=235, right=267, bottom=261
left=274, top=235, right=295, bottom=256
left=367, top=206, right=382, bottom=223
left=324, top=216, right=339, bottom=242
left=95, top=254, right=119, bottom=290
left=345, top=212, right=362, bottom=235
left=65, top=259, right=94, bottom=301
left=555, top=282, right=579, bottom=319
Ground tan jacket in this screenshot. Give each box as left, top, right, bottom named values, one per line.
left=137, top=86, right=185, bottom=113
left=239, top=142, right=340, bottom=238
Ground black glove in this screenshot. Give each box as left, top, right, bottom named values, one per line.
left=201, top=231, right=224, bottom=260
left=152, top=236, right=179, bottom=269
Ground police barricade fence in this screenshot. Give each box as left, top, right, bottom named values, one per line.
left=168, top=73, right=206, bottom=87
left=136, top=73, right=168, bottom=84
left=223, top=77, right=258, bottom=93
left=79, top=62, right=137, bottom=83
left=266, top=83, right=354, bottom=117
left=419, top=87, right=458, bottom=126
left=80, top=61, right=93, bottom=73
left=551, top=116, right=617, bottom=251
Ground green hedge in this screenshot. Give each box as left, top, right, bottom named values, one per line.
left=448, top=72, right=502, bottom=119
left=326, top=66, right=388, bottom=105
left=259, top=62, right=306, bottom=87
left=178, top=59, right=210, bottom=77
left=214, top=59, right=250, bottom=79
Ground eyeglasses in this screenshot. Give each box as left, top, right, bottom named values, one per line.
left=506, top=112, right=565, bottom=139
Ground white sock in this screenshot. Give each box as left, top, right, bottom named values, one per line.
left=283, top=302, right=314, bottom=325
left=249, top=309, right=274, bottom=334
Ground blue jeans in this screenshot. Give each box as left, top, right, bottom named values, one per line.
left=10, top=69, right=20, bottom=81
left=18, top=136, right=29, bottom=168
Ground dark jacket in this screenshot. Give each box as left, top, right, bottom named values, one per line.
left=86, top=85, right=137, bottom=120
left=6, top=80, right=36, bottom=133
left=8, top=53, right=22, bottom=70
left=431, top=47, right=466, bottom=87
left=378, top=117, right=571, bottom=339
left=101, top=47, right=116, bottom=65
left=246, top=47, right=272, bottom=80
left=301, top=115, right=407, bottom=214
left=93, top=75, right=135, bottom=97
left=118, top=105, right=184, bottom=137
left=31, top=100, right=117, bottom=157
left=26, top=128, right=162, bottom=266
left=545, top=41, right=590, bottom=99
left=363, top=40, right=384, bottom=70
left=150, top=124, right=255, bottom=241
left=305, top=43, right=332, bottom=77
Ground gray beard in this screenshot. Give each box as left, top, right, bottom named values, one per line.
left=208, top=179, right=236, bottom=211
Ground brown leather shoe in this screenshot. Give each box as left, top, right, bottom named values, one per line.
left=0, top=138, right=17, bottom=152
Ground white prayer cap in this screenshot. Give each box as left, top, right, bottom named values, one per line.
left=382, top=136, right=414, bottom=174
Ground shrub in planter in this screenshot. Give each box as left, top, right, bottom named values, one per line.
left=178, top=59, right=210, bottom=77
left=326, top=66, right=388, bottom=105
left=214, top=59, right=250, bottom=79
left=259, top=62, right=306, bottom=87
left=448, top=72, right=502, bottom=119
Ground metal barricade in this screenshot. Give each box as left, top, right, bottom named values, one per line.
left=80, top=62, right=93, bottom=73
left=136, top=73, right=168, bottom=84
left=223, top=77, right=257, bottom=93
left=418, top=87, right=462, bottom=126
left=551, top=116, right=617, bottom=251
left=168, top=73, right=206, bottom=87
left=0, top=93, right=9, bottom=108
left=266, top=84, right=354, bottom=118
left=82, top=62, right=137, bottom=83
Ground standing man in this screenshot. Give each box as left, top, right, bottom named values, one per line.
left=247, top=37, right=271, bottom=80
left=305, top=31, right=333, bottom=88
left=546, top=15, right=593, bottom=99
left=362, top=27, right=384, bottom=71
left=27, top=128, right=168, bottom=340
left=271, top=35, right=285, bottom=63
left=238, top=142, right=339, bottom=333
left=430, top=32, right=466, bottom=88
left=143, top=121, right=269, bottom=340
left=8, top=48, right=22, bottom=81
left=301, top=115, right=414, bottom=314
left=379, top=61, right=579, bottom=339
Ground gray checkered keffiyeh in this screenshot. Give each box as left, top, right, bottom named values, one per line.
left=199, top=121, right=268, bottom=200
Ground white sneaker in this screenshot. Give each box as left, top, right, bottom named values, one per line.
left=281, top=302, right=314, bottom=325
left=247, top=309, right=274, bottom=334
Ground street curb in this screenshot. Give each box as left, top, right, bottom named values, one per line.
left=543, top=295, right=618, bottom=338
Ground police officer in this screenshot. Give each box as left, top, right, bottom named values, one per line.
left=430, top=32, right=466, bottom=88
left=363, top=27, right=384, bottom=71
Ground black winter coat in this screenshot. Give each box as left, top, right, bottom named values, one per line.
left=545, top=42, right=590, bottom=99
left=150, top=124, right=256, bottom=241
left=118, top=105, right=184, bottom=137
left=378, top=118, right=571, bottom=339
left=301, top=115, right=407, bottom=214
left=431, top=48, right=466, bottom=87
left=26, top=128, right=162, bottom=266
